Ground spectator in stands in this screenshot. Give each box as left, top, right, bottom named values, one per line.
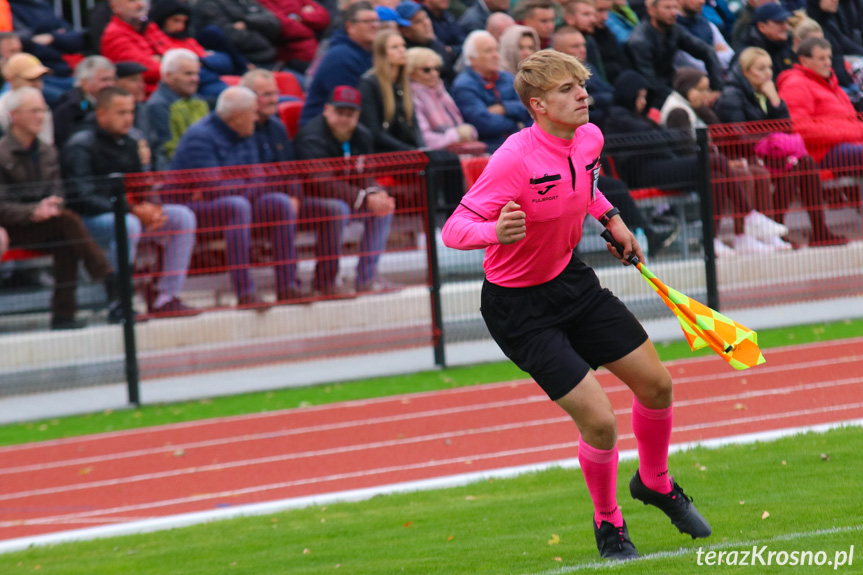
left=592, top=0, right=632, bottom=84
left=0, top=225, right=7, bottom=260
left=53, top=56, right=117, bottom=150
left=791, top=17, right=823, bottom=52
left=607, top=0, right=639, bottom=44
left=552, top=27, right=614, bottom=128
left=191, top=0, right=282, bottom=67
left=452, top=30, right=532, bottom=151
left=604, top=70, right=789, bottom=255
left=563, top=0, right=606, bottom=82
left=293, top=85, right=397, bottom=295
left=407, top=46, right=480, bottom=151
left=170, top=86, right=306, bottom=306
left=8, top=0, right=82, bottom=104
left=731, top=0, right=774, bottom=48
left=62, top=86, right=198, bottom=317
left=777, top=37, right=863, bottom=180
left=485, top=11, right=515, bottom=41
left=803, top=0, right=863, bottom=100
left=145, top=49, right=209, bottom=171
left=0, top=53, right=53, bottom=143
left=0, top=32, right=22, bottom=71
left=459, top=0, right=510, bottom=35
left=0, top=86, right=115, bottom=330
left=115, top=61, right=148, bottom=133
left=521, top=0, right=555, bottom=49
left=734, top=3, right=796, bottom=77
left=675, top=0, right=734, bottom=71
left=498, top=25, right=538, bottom=74
left=396, top=1, right=455, bottom=86
left=626, top=0, right=724, bottom=109
left=717, top=46, right=848, bottom=246
left=257, top=0, right=330, bottom=73
left=424, top=0, right=464, bottom=60
left=301, top=1, right=379, bottom=127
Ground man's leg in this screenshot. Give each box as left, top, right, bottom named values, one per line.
left=82, top=212, right=141, bottom=270
left=605, top=341, right=711, bottom=539
left=301, top=196, right=349, bottom=293
left=151, top=205, right=197, bottom=311
left=253, top=193, right=299, bottom=299
left=354, top=208, right=394, bottom=290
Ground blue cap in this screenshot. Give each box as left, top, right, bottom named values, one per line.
left=376, top=6, right=411, bottom=26
left=753, top=3, right=791, bottom=23
left=395, top=1, right=423, bottom=23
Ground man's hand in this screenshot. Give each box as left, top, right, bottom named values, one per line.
left=31, top=196, right=63, bottom=222
left=604, top=216, right=643, bottom=266
left=487, top=104, right=506, bottom=115
left=366, top=190, right=395, bottom=215
left=32, top=33, right=54, bottom=45
left=288, top=195, right=300, bottom=215
left=496, top=201, right=526, bottom=244
left=233, top=21, right=247, bottom=30
left=133, top=202, right=167, bottom=231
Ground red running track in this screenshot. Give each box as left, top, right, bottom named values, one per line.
left=2, top=338, right=863, bottom=543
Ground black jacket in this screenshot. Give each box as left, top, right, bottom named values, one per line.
left=60, top=128, right=143, bottom=217
left=292, top=114, right=376, bottom=205
left=52, top=87, right=96, bottom=150
left=715, top=63, right=790, bottom=124
left=626, top=21, right=723, bottom=108
left=805, top=0, right=863, bottom=89
left=357, top=73, right=423, bottom=153
left=593, top=26, right=631, bottom=85
left=191, top=0, right=281, bottom=65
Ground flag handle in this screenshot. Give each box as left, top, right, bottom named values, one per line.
left=600, top=230, right=734, bottom=354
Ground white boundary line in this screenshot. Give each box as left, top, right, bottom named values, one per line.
left=0, top=419, right=861, bottom=555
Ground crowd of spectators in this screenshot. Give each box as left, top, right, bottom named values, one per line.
left=0, top=0, right=862, bottom=330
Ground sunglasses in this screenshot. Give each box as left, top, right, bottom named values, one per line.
left=419, top=66, right=442, bottom=73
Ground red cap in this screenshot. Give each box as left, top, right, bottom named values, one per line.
left=329, top=85, right=362, bottom=110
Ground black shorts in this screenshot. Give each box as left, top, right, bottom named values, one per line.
left=480, top=254, right=648, bottom=401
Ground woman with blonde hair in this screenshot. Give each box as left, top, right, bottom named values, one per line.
left=498, top=25, right=540, bottom=75
left=406, top=46, right=482, bottom=152
left=358, top=28, right=421, bottom=151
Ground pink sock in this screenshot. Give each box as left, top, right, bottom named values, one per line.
left=578, top=437, right=624, bottom=528
left=631, top=397, right=673, bottom=493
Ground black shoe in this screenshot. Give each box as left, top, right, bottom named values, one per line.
left=50, top=317, right=88, bottom=330
left=629, top=470, right=711, bottom=539
left=647, top=219, right=682, bottom=256
left=276, top=286, right=313, bottom=305
left=107, top=301, right=149, bottom=324
left=237, top=293, right=275, bottom=311
left=151, top=297, right=201, bottom=317
left=593, top=519, right=639, bottom=561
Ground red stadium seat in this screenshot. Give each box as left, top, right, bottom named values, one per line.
left=274, top=72, right=305, bottom=100
left=279, top=100, right=304, bottom=138
left=220, top=75, right=241, bottom=86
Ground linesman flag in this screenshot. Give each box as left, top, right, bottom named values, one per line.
left=602, top=231, right=765, bottom=370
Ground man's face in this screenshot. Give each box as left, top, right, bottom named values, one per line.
left=567, top=3, right=597, bottom=35
left=110, top=0, right=146, bottom=23
left=801, top=45, right=834, bottom=79
left=166, top=58, right=200, bottom=98
left=486, top=0, right=511, bottom=11
left=534, top=77, right=590, bottom=129
left=163, top=13, right=189, bottom=35
left=11, top=75, right=44, bottom=91
left=594, top=0, right=612, bottom=28
left=757, top=19, right=789, bottom=43
left=819, top=0, right=838, bottom=13
left=323, top=103, right=360, bottom=142
left=252, top=75, right=279, bottom=121
left=10, top=91, right=47, bottom=138
left=232, top=104, right=258, bottom=138
left=524, top=7, right=556, bottom=40
left=405, top=10, right=434, bottom=43
left=425, top=0, right=448, bottom=11
left=116, top=73, right=146, bottom=101
left=0, top=37, right=22, bottom=61
left=649, top=0, right=679, bottom=28
left=97, top=94, right=136, bottom=136
left=469, top=35, right=500, bottom=76
left=82, top=67, right=116, bottom=99
left=555, top=31, right=588, bottom=62
left=347, top=9, right=381, bottom=48
left=680, top=0, right=704, bottom=16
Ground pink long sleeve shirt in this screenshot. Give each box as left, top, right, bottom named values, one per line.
left=441, top=122, right=613, bottom=287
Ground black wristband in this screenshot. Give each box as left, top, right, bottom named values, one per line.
left=599, top=207, right=620, bottom=227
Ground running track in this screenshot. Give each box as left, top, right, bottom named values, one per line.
left=2, top=338, right=863, bottom=549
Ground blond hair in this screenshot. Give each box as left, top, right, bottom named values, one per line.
left=514, top=50, right=590, bottom=116
left=405, top=47, right=441, bottom=77
left=738, top=46, right=771, bottom=74
left=371, top=29, right=413, bottom=125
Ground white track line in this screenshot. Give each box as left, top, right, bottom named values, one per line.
left=4, top=337, right=862, bottom=453
left=1, top=419, right=861, bottom=555
left=3, top=402, right=863, bottom=520
left=5, top=374, right=861, bottom=478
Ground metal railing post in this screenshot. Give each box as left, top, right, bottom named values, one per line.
left=423, top=155, right=446, bottom=367
left=696, top=128, right=720, bottom=311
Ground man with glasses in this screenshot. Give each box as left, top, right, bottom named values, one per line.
left=300, top=1, right=379, bottom=126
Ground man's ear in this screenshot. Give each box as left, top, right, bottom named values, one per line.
left=530, top=96, right=546, bottom=115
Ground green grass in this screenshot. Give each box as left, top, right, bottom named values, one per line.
left=3, top=426, right=861, bottom=574
left=1, top=318, right=861, bottom=447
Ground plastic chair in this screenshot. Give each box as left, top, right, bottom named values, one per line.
left=274, top=72, right=305, bottom=100
left=278, top=101, right=304, bottom=138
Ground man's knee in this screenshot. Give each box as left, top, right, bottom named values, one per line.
left=165, top=205, right=197, bottom=231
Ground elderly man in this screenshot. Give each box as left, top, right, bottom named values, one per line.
left=451, top=30, right=532, bottom=152
left=0, top=53, right=54, bottom=143
left=0, top=87, right=114, bottom=329
left=62, top=86, right=198, bottom=318
left=170, top=86, right=305, bottom=307
left=145, top=48, right=210, bottom=171
left=294, top=86, right=397, bottom=295
left=52, top=56, right=117, bottom=149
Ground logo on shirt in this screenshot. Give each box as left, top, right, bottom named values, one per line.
left=538, top=184, right=556, bottom=195
left=530, top=173, right=561, bottom=195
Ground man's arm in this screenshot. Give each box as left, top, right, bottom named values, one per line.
left=626, top=26, right=671, bottom=103
left=452, top=79, right=520, bottom=140
left=676, top=28, right=724, bottom=90
left=59, top=137, right=114, bottom=217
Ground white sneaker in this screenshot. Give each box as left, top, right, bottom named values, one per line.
left=765, top=235, right=793, bottom=251
left=713, top=237, right=735, bottom=257
left=734, top=234, right=777, bottom=254
left=743, top=210, right=788, bottom=242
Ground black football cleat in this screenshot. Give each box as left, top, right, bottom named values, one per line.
left=593, top=519, right=640, bottom=561
left=630, top=470, right=712, bottom=539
